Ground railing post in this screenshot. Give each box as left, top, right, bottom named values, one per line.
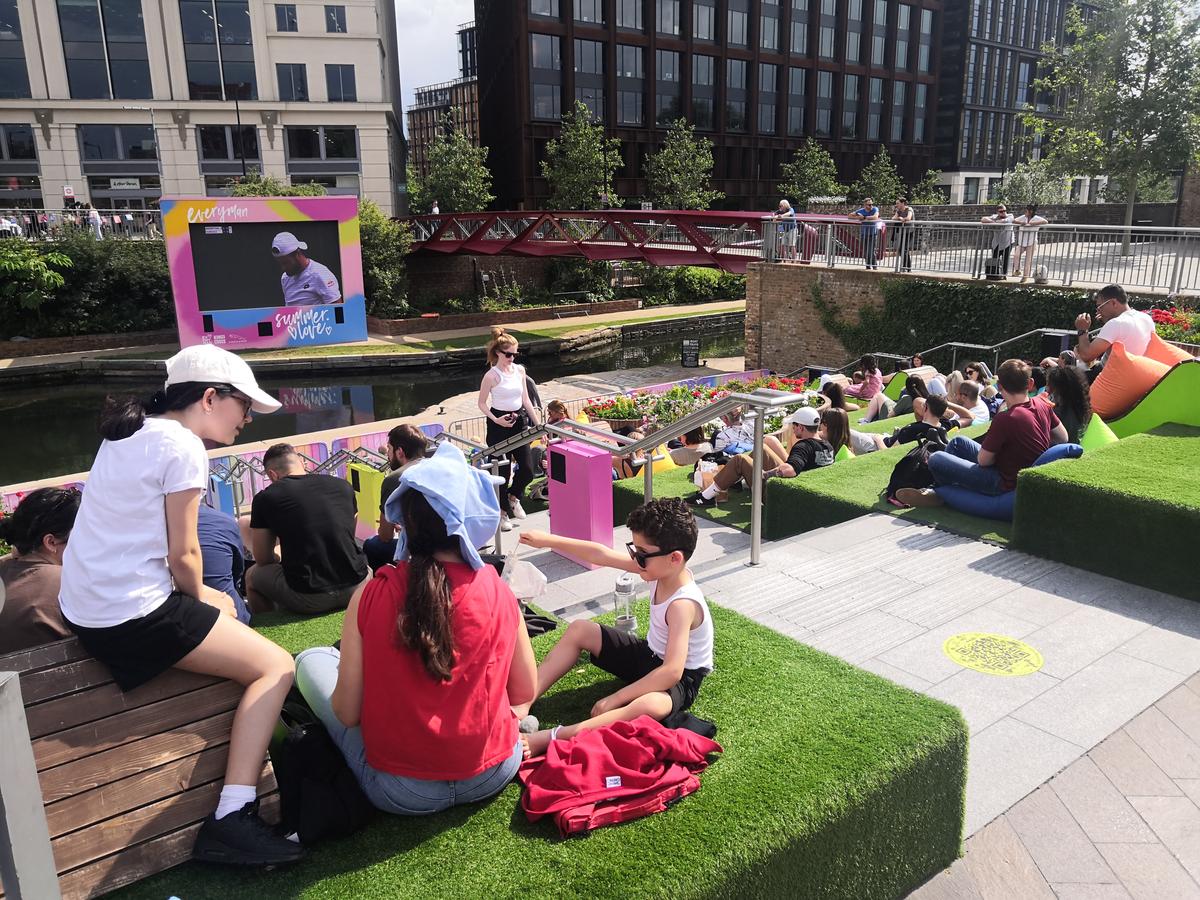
left=1064, top=227, right=1078, bottom=286
left=972, top=225, right=984, bottom=279
left=1168, top=235, right=1186, bottom=295
left=761, top=218, right=775, bottom=262
left=643, top=448, right=654, bottom=504
left=748, top=409, right=765, bottom=567
left=0, top=672, right=61, bottom=900
left=490, top=459, right=504, bottom=554
left=824, top=223, right=835, bottom=267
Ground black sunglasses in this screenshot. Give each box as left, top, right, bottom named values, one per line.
left=626, top=541, right=677, bottom=568
left=216, top=388, right=252, bottom=417
left=499, top=350, right=518, bottom=359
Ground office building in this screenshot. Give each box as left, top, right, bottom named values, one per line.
left=475, top=0, right=941, bottom=209
left=0, top=0, right=405, bottom=214
left=406, top=21, right=479, bottom=181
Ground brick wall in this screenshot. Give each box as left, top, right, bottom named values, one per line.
left=1179, top=167, right=1200, bottom=229
left=804, top=202, right=1177, bottom=227
left=368, top=298, right=643, bottom=335
left=0, top=329, right=177, bottom=360
left=405, top=253, right=553, bottom=304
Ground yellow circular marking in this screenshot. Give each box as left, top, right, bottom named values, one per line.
left=943, top=633, right=1044, bottom=677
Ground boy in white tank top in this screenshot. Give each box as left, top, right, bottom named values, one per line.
left=514, top=498, right=713, bottom=757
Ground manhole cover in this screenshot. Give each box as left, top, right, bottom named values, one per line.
left=943, top=633, right=1044, bottom=677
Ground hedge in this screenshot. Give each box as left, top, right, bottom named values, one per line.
left=118, top=601, right=967, bottom=900
left=1012, top=426, right=1200, bottom=601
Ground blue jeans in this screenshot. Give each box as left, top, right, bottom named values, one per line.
left=928, top=436, right=1005, bottom=496
left=294, top=647, right=523, bottom=815
left=362, top=536, right=398, bottom=571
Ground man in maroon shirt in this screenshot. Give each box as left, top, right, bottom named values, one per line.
left=897, top=359, right=1067, bottom=507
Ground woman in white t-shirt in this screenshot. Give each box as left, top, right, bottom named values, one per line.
left=1013, top=204, right=1050, bottom=282
left=58, top=345, right=302, bottom=867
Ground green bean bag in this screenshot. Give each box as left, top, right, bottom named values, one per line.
left=1106, top=359, right=1200, bottom=439
left=1079, top=413, right=1118, bottom=451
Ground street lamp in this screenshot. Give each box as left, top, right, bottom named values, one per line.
left=231, top=82, right=248, bottom=177
left=120, top=104, right=161, bottom=203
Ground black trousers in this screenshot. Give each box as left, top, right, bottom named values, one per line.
left=486, top=408, right=535, bottom=503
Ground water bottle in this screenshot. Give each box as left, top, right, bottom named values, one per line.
left=613, top=572, right=637, bottom=632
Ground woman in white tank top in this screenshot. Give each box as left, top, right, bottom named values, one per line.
left=477, top=327, right=542, bottom=525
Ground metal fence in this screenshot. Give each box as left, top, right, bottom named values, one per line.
left=0, top=208, right=162, bottom=241
left=763, top=218, right=1200, bottom=295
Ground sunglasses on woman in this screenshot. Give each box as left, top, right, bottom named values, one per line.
left=499, top=350, right=518, bottom=359
left=626, top=541, right=677, bottom=568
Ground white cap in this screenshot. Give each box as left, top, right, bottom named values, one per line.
left=927, top=379, right=948, bottom=397
left=785, top=406, right=821, bottom=427
left=818, top=373, right=834, bottom=388
left=271, top=232, right=307, bottom=256
left=165, top=344, right=281, bottom=414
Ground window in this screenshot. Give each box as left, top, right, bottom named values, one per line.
left=694, top=0, right=716, bottom=39
left=656, top=49, right=681, bottom=124
left=531, top=33, right=561, bottom=69
left=656, top=0, right=679, bottom=35
left=325, top=64, right=355, bottom=101
left=617, top=44, right=642, bottom=78
left=872, top=0, right=887, bottom=65
left=574, top=38, right=605, bottom=118
left=791, top=0, right=808, bottom=54
left=286, top=125, right=357, bottom=160
left=277, top=63, right=308, bottom=101
left=728, top=0, right=749, bottom=47
left=180, top=0, right=257, bottom=101
left=530, top=0, right=559, bottom=16
left=895, top=4, right=910, bottom=69
left=530, top=33, right=562, bottom=119
left=963, top=176, right=980, bottom=204
left=617, top=45, right=644, bottom=124
left=0, top=124, right=36, bottom=159
left=759, top=62, right=777, bottom=133
left=890, top=79, right=906, bottom=141
left=726, top=58, right=747, bottom=131
left=815, top=70, right=832, bottom=136
left=842, top=73, right=859, bottom=138
left=692, top=53, right=715, bottom=128
left=574, top=38, right=603, bottom=74
left=960, top=109, right=973, bottom=162
left=867, top=76, right=883, bottom=139
left=78, top=124, right=156, bottom=160
left=576, top=85, right=604, bottom=118
left=918, top=9, right=932, bottom=72
left=197, top=124, right=258, bottom=160
left=617, top=0, right=643, bottom=29
left=618, top=90, right=643, bottom=124
left=692, top=54, right=714, bottom=86
left=575, top=0, right=603, bottom=23
left=532, top=83, right=561, bottom=119
left=57, top=0, right=152, bottom=100
left=692, top=97, right=714, bottom=128
left=275, top=3, right=296, bottom=31
left=787, top=67, right=806, bottom=135
left=0, top=0, right=32, bottom=99
left=846, top=0, right=863, bottom=62
left=761, top=2, right=780, bottom=51
left=818, top=0, right=835, bottom=59
left=324, top=5, right=345, bottom=32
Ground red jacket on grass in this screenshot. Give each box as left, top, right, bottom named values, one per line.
left=518, top=715, right=722, bottom=837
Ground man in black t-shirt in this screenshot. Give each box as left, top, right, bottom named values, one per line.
left=689, top=407, right=833, bottom=507
left=247, top=443, right=367, bottom=615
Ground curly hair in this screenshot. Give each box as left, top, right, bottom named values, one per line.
left=625, top=498, right=698, bottom=561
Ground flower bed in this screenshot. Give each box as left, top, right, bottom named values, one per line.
left=1151, top=306, right=1199, bottom=344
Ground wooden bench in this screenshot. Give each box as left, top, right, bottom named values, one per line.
left=0, top=638, right=277, bottom=900
left=552, top=306, right=591, bottom=319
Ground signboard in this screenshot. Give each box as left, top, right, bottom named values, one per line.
left=62, top=185, right=74, bottom=198
left=681, top=339, right=701, bottom=368
left=640, top=201, right=653, bottom=211
left=109, top=177, right=141, bottom=190
left=161, top=196, right=368, bottom=350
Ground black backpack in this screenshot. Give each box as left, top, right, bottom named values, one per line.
left=270, top=691, right=376, bottom=845
left=885, top=428, right=950, bottom=501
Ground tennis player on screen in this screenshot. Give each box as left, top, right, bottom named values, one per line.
left=271, top=232, right=341, bottom=307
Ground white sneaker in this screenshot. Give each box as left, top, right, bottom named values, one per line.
left=500, top=513, right=514, bottom=532
left=510, top=499, right=527, bottom=519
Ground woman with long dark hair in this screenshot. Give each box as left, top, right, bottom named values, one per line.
left=0, top=487, right=80, bottom=653
left=477, top=327, right=542, bottom=529
left=58, top=345, right=300, bottom=866
left=1046, top=365, right=1092, bottom=443
left=820, top=380, right=860, bottom=412
left=295, top=443, right=537, bottom=815
left=819, top=408, right=852, bottom=456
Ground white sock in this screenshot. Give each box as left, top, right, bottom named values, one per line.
left=214, top=784, right=257, bottom=820
left=701, top=483, right=720, bottom=500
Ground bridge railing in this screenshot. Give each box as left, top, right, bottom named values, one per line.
left=0, top=208, right=162, bottom=241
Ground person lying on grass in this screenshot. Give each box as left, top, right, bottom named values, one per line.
left=513, top=498, right=712, bottom=758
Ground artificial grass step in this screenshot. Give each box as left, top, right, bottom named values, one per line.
left=115, top=603, right=967, bottom=900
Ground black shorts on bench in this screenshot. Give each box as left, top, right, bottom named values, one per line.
left=592, top=624, right=707, bottom=716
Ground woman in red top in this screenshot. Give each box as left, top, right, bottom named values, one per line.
left=295, top=488, right=537, bottom=815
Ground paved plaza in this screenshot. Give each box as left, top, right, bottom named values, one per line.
left=508, top=509, right=1200, bottom=898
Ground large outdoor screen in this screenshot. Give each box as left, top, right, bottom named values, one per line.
left=162, top=196, right=368, bottom=349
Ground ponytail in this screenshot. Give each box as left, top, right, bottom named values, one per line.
left=98, top=382, right=232, bottom=441
left=396, top=489, right=462, bottom=681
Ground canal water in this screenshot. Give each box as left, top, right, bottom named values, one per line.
left=1, top=328, right=744, bottom=485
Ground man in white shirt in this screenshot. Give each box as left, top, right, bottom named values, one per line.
left=272, top=231, right=342, bottom=307
left=980, top=204, right=1014, bottom=278
left=1075, top=284, right=1154, bottom=364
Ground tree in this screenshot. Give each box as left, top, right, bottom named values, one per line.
left=1100, top=172, right=1180, bottom=204
left=0, top=238, right=71, bottom=315
left=1026, top=0, right=1200, bottom=244
left=992, top=159, right=1069, bottom=206
left=228, top=171, right=326, bottom=197
left=908, top=169, right=947, bottom=205
left=541, top=101, right=623, bottom=209
left=408, top=113, right=495, bottom=214
left=849, top=146, right=905, bottom=207
left=643, top=119, right=724, bottom=209
left=776, top=138, right=845, bottom=211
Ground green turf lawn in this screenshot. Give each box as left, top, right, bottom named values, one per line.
left=1013, top=425, right=1200, bottom=600
left=613, top=424, right=1007, bottom=544
left=116, top=602, right=966, bottom=900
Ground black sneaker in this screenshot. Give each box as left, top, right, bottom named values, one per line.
left=686, top=493, right=718, bottom=508
left=193, top=801, right=305, bottom=866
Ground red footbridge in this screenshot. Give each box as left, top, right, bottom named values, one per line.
left=402, top=209, right=864, bottom=274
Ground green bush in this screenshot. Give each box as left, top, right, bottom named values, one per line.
left=358, top=199, right=412, bottom=319
left=548, top=257, right=614, bottom=303
left=622, top=264, right=746, bottom=306
left=0, top=233, right=172, bottom=339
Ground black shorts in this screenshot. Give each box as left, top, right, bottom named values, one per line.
left=66, top=591, right=221, bottom=692
left=592, top=624, right=707, bottom=715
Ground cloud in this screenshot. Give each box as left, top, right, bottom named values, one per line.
left=394, top=0, right=475, bottom=134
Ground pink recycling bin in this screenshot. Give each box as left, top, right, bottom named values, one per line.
left=547, top=440, right=614, bottom=570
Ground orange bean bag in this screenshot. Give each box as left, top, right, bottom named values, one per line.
left=1090, top=342, right=1171, bottom=420
left=1143, top=331, right=1195, bottom=366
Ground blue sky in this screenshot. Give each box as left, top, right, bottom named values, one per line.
left=395, top=0, right=475, bottom=135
